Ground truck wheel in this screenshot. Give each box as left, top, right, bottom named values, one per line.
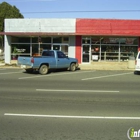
left=69, top=63, right=76, bottom=71
left=39, top=65, right=48, bottom=75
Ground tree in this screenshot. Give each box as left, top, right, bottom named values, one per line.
left=0, top=2, right=24, bottom=49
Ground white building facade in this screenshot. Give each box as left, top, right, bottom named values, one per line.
left=4, top=18, right=76, bottom=64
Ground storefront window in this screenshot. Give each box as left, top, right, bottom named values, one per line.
left=62, top=37, right=69, bottom=43
left=82, top=37, right=91, bottom=44
left=61, top=45, right=68, bottom=55
left=91, top=45, right=100, bottom=61
left=11, top=36, right=69, bottom=60
left=11, top=44, right=30, bottom=60
left=120, top=37, right=138, bottom=45
left=41, top=37, right=51, bottom=43
left=11, top=37, right=30, bottom=43
left=32, top=44, right=39, bottom=56
left=102, top=45, right=119, bottom=52
left=120, top=45, right=137, bottom=58
left=53, top=45, right=60, bottom=50
left=53, top=37, right=69, bottom=43
left=32, top=37, right=38, bottom=43
left=40, top=44, right=51, bottom=54
left=91, top=37, right=100, bottom=44
left=101, top=45, right=119, bottom=61
left=53, top=37, right=62, bottom=43
left=40, top=44, right=51, bottom=50
left=120, top=37, right=138, bottom=58
left=82, top=36, right=138, bottom=63
left=102, top=37, right=119, bottom=44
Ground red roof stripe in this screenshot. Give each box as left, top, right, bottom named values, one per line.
left=76, top=19, right=140, bottom=36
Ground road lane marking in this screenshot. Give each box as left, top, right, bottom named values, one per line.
left=18, top=71, right=96, bottom=79
left=0, top=72, right=21, bottom=75
left=82, top=72, right=133, bottom=81
left=4, top=113, right=140, bottom=120
left=36, top=89, right=119, bottom=93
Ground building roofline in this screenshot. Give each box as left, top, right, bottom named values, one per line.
left=0, top=32, right=75, bottom=36
left=0, top=32, right=4, bottom=35
left=0, top=32, right=139, bottom=37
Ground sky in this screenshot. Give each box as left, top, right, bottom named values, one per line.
left=0, top=0, right=140, bottom=19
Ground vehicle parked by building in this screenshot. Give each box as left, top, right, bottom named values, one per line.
left=134, top=51, right=140, bottom=74
left=18, top=50, right=79, bottom=75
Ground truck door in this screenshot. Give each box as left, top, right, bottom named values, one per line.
left=56, top=51, right=70, bottom=68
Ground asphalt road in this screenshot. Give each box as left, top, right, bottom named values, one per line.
left=0, top=68, right=140, bottom=140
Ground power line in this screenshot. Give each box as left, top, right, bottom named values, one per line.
left=21, top=10, right=140, bottom=14
left=1, top=0, right=56, bottom=2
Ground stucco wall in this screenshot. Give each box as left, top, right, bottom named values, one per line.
left=4, top=36, right=11, bottom=64
left=5, top=18, right=76, bottom=33
left=69, top=36, right=76, bottom=58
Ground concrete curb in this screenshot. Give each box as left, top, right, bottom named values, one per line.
left=0, top=62, right=135, bottom=71
left=0, top=63, right=20, bottom=68
left=79, top=62, right=135, bottom=71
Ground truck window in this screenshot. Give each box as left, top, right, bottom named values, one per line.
left=57, top=52, right=66, bottom=58
left=42, top=51, right=54, bottom=57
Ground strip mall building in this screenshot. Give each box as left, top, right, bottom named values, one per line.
left=1, top=18, right=140, bottom=64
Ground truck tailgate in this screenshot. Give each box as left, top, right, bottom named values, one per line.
left=18, top=56, right=33, bottom=67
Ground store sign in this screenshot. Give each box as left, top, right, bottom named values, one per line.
left=16, top=49, right=26, bottom=53
left=92, top=55, right=98, bottom=60
left=109, top=38, right=119, bottom=43
left=119, top=38, right=126, bottom=44
left=102, top=37, right=136, bottom=44
left=126, top=38, right=135, bottom=44
left=120, top=38, right=135, bottom=44
left=91, top=37, right=100, bottom=44
left=103, top=38, right=119, bottom=43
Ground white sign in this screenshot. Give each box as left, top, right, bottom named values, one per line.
left=92, top=55, right=98, bottom=60
left=16, top=49, right=26, bottom=53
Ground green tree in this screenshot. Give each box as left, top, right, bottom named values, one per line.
left=0, top=2, right=24, bottom=48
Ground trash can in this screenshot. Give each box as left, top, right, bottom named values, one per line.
left=128, top=56, right=135, bottom=69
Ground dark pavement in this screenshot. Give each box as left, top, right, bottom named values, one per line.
left=0, top=68, right=139, bottom=139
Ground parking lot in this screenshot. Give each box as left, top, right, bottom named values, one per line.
left=0, top=68, right=140, bottom=140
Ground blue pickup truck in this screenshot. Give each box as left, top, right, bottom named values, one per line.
left=17, top=50, right=79, bottom=75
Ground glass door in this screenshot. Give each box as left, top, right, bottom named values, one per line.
left=82, top=45, right=90, bottom=63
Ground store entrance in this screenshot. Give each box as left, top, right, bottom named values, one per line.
left=82, top=45, right=90, bottom=63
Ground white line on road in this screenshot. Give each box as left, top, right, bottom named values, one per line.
left=4, top=113, right=140, bottom=120
left=0, top=72, right=21, bottom=75
left=36, top=89, right=119, bottom=93
left=19, top=71, right=96, bottom=79
left=82, top=72, right=133, bottom=81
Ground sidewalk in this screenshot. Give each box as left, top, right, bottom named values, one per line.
left=0, top=62, right=5, bottom=66
left=0, top=61, right=135, bottom=71
left=79, top=61, right=134, bottom=71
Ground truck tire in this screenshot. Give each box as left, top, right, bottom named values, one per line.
left=69, top=63, right=76, bottom=71
left=39, top=65, right=48, bottom=75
